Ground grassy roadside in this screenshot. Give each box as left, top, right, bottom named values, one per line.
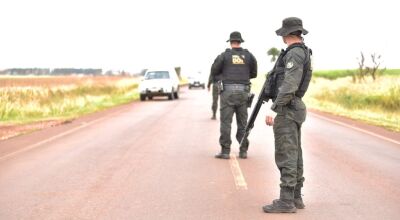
left=0, top=76, right=139, bottom=125
left=304, top=76, right=400, bottom=131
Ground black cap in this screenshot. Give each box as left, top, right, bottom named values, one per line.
left=276, top=17, right=308, bottom=36
left=226, top=31, right=245, bottom=42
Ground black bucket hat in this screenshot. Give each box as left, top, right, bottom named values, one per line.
left=226, top=31, right=245, bottom=42
left=276, top=17, right=308, bottom=36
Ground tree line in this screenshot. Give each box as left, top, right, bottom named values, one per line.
left=0, top=68, right=103, bottom=76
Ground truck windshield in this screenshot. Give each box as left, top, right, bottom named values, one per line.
left=145, top=71, right=170, bottom=80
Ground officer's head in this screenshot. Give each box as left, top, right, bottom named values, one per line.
left=227, top=31, right=244, bottom=48
left=276, top=17, right=308, bottom=44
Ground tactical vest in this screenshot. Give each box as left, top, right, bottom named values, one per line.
left=265, top=43, right=312, bottom=100
left=221, top=48, right=252, bottom=84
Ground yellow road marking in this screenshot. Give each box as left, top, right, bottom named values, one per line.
left=229, top=153, right=248, bottom=190
left=310, top=112, right=400, bottom=146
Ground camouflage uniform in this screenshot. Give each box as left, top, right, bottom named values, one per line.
left=263, top=17, right=312, bottom=213
left=211, top=31, right=257, bottom=159
left=207, top=72, right=220, bottom=119
left=272, top=46, right=308, bottom=191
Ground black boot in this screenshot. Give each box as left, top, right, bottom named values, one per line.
left=239, top=151, right=247, bottom=159
left=211, top=112, right=216, bottom=120
left=294, top=185, right=305, bottom=209
left=263, top=187, right=296, bottom=213
left=215, top=149, right=230, bottom=159
left=239, top=139, right=249, bottom=159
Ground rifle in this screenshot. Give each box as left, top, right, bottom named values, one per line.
left=239, top=73, right=273, bottom=148
left=239, top=48, right=286, bottom=148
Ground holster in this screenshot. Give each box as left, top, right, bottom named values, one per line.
left=247, top=93, right=255, bottom=108
left=217, top=80, right=223, bottom=94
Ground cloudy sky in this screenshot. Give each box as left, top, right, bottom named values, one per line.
left=0, top=0, right=398, bottom=74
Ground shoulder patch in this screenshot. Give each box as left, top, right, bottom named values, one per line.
left=286, top=61, right=294, bottom=69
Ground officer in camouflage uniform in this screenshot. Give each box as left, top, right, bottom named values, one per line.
left=211, top=31, right=258, bottom=159
left=263, top=17, right=312, bottom=213
left=207, top=70, right=221, bottom=120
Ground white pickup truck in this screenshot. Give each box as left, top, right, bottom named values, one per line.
left=138, top=69, right=180, bottom=101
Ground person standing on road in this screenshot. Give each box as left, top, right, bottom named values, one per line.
left=207, top=69, right=221, bottom=120
left=263, top=17, right=312, bottom=213
left=210, top=31, right=258, bottom=159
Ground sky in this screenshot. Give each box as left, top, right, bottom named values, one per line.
left=0, top=0, right=398, bottom=74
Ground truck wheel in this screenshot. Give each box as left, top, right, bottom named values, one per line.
left=140, top=94, right=146, bottom=101
left=174, top=91, right=179, bottom=99
left=168, top=88, right=175, bottom=100
left=168, top=93, right=174, bottom=100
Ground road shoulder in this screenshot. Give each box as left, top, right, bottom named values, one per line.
left=309, top=109, right=400, bottom=144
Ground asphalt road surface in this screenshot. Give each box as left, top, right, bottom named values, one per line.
left=1, top=88, right=400, bottom=220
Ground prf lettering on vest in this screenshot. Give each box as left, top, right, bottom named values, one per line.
left=232, top=55, right=245, bottom=64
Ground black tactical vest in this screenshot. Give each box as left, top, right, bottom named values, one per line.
left=265, top=43, right=312, bottom=100
left=221, top=48, right=252, bottom=84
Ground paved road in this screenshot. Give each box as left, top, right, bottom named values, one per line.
left=1, top=88, right=400, bottom=220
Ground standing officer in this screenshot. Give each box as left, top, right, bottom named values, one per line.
left=263, top=17, right=312, bottom=213
left=207, top=69, right=221, bottom=120
left=210, top=31, right=258, bottom=159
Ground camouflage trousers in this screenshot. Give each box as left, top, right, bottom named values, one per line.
left=273, top=114, right=305, bottom=189
left=211, top=83, right=219, bottom=115
left=219, top=90, right=249, bottom=153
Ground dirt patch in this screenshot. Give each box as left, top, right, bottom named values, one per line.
left=0, top=120, right=71, bottom=140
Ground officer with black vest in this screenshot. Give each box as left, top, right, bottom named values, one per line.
left=210, top=31, right=258, bottom=159
left=263, top=17, right=312, bottom=213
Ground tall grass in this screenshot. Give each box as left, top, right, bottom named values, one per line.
left=305, top=76, right=400, bottom=131
left=0, top=76, right=139, bottom=124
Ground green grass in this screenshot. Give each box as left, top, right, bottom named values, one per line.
left=313, top=69, right=356, bottom=79
left=0, top=78, right=139, bottom=125
left=313, top=69, right=400, bottom=80
left=383, top=69, right=400, bottom=76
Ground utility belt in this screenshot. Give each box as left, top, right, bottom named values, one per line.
left=221, top=83, right=250, bottom=92
left=286, top=96, right=306, bottom=111
left=218, top=82, right=254, bottom=108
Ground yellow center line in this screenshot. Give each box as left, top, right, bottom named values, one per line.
left=229, top=153, right=248, bottom=190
